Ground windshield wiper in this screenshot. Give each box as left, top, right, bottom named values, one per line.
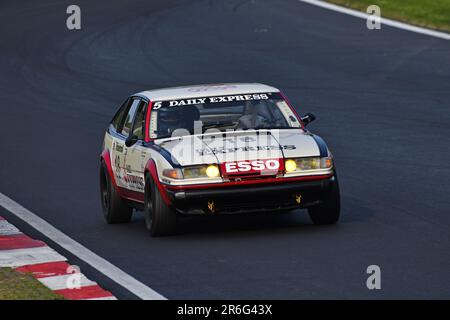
left=202, top=121, right=234, bottom=129
left=253, top=126, right=293, bottom=130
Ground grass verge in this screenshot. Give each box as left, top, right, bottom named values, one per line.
left=0, top=267, right=64, bottom=300
left=324, top=0, right=450, bottom=33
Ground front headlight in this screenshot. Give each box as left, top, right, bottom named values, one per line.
left=285, top=159, right=297, bottom=172
left=183, top=164, right=220, bottom=179
left=284, top=157, right=332, bottom=172
left=162, top=168, right=183, bottom=179
left=205, top=165, right=220, bottom=178
left=320, top=157, right=333, bottom=169
left=163, top=164, right=221, bottom=180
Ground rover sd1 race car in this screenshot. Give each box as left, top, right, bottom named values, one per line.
left=100, top=83, right=340, bottom=236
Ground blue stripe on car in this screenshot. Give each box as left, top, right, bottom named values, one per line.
left=145, top=142, right=182, bottom=168
left=311, top=135, right=329, bottom=157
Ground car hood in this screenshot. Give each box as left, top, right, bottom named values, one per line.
left=155, top=129, right=322, bottom=166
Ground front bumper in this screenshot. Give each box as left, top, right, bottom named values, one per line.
left=164, top=175, right=336, bottom=215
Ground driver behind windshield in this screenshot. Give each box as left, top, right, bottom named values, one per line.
left=157, top=106, right=200, bottom=137
left=154, top=95, right=293, bottom=138
left=236, top=100, right=286, bottom=129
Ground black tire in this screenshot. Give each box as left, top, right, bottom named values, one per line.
left=308, top=174, right=340, bottom=225
left=100, top=161, right=132, bottom=224
left=144, top=175, right=177, bottom=236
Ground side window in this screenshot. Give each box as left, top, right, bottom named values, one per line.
left=131, top=101, right=147, bottom=140
left=111, top=99, right=130, bottom=132
left=120, top=98, right=140, bottom=137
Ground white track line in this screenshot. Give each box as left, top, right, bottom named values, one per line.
left=0, top=246, right=66, bottom=268
left=86, top=296, right=118, bottom=300
left=299, top=0, right=450, bottom=41
left=0, top=192, right=166, bottom=300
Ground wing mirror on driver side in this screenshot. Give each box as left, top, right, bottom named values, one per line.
left=300, top=113, right=316, bottom=126
left=125, top=135, right=139, bottom=147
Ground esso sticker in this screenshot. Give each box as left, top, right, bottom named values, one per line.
left=222, top=159, right=283, bottom=175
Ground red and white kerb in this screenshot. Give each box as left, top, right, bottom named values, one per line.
left=0, top=216, right=116, bottom=300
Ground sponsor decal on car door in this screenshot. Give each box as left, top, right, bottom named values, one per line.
left=125, top=144, right=147, bottom=192
left=111, top=138, right=128, bottom=189
left=110, top=97, right=142, bottom=190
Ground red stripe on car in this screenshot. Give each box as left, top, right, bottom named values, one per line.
left=279, top=90, right=304, bottom=129
left=145, top=159, right=172, bottom=205
left=144, top=100, right=153, bottom=142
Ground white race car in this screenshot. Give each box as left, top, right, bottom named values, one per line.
left=100, top=83, right=340, bottom=236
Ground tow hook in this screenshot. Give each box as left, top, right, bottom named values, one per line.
left=295, top=194, right=302, bottom=204
left=207, top=200, right=215, bottom=213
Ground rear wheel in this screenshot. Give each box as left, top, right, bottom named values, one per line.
left=144, top=175, right=177, bottom=236
left=100, top=161, right=132, bottom=224
left=308, top=174, right=340, bottom=225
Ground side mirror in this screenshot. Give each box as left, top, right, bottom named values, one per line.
left=300, top=113, right=316, bottom=126
left=125, top=135, right=139, bottom=147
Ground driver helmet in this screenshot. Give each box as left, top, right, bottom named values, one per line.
left=158, top=108, right=183, bottom=127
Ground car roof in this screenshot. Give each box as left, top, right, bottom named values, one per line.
left=136, top=83, right=280, bottom=101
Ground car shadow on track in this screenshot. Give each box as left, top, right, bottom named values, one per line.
left=127, top=194, right=373, bottom=237
left=177, top=209, right=313, bottom=236
left=129, top=209, right=315, bottom=237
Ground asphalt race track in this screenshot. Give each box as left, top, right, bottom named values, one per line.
left=1, top=0, right=449, bottom=299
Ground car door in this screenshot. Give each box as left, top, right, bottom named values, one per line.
left=109, top=98, right=130, bottom=190
left=123, top=98, right=148, bottom=193
left=111, top=97, right=141, bottom=190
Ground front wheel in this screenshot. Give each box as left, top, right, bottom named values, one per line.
left=100, top=161, right=132, bottom=224
left=144, top=175, right=177, bottom=236
left=308, top=174, right=340, bottom=225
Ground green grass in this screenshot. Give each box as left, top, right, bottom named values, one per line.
left=0, top=268, right=64, bottom=300
left=325, top=0, right=450, bottom=33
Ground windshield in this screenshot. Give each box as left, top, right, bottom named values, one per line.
left=149, top=92, right=301, bottom=139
